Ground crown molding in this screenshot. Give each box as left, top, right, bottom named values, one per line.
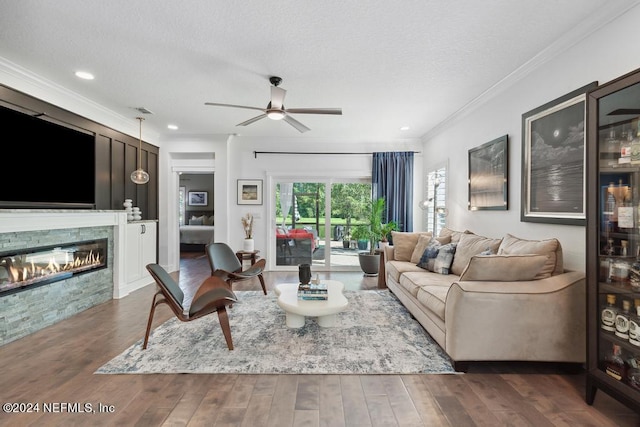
left=423, top=1, right=640, bottom=141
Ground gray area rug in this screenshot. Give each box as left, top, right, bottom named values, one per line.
left=95, top=290, right=455, bottom=375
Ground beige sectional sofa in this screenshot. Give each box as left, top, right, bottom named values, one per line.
left=382, top=228, right=586, bottom=372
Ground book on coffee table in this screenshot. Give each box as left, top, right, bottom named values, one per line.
left=298, top=282, right=328, bottom=300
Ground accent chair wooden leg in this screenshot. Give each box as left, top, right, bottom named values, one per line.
left=258, top=274, right=267, bottom=295
left=217, top=307, right=233, bottom=350
left=142, top=292, right=161, bottom=349
left=225, top=280, right=235, bottom=308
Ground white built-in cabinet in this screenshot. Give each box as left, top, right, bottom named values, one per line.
left=125, top=221, right=157, bottom=290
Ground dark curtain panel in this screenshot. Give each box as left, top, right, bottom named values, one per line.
left=372, top=151, right=414, bottom=231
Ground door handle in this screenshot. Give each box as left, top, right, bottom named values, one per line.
left=141, top=224, right=146, bottom=234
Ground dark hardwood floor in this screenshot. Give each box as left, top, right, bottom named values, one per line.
left=0, top=250, right=638, bottom=426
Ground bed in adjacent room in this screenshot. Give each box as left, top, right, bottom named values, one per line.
left=180, top=211, right=215, bottom=247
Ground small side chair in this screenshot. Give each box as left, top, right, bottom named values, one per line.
left=206, top=242, right=267, bottom=295
left=144, top=263, right=238, bottom=350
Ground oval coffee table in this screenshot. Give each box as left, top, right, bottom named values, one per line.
left=275, top=280, right=349, bottom=328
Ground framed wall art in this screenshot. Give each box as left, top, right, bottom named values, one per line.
left=188, top=191, right=208, bottom=206
left=521, top=81, right=598, bottom=225
left=237, top=179, right=263, bottom=205
left=468, top=134, right=508, bottom=211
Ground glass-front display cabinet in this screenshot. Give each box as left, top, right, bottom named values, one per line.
left=587, top=66, right=640, bottom=412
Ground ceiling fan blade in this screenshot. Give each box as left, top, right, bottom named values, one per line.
left=608, top=108, right=640, bottom=115
left=270, top=86, right=286, bottom=110
left=283, top=114, right=311, bottom=133
left=205, top=102, right=265, bottom=112
left=285, top=108, right=342, bottom=115
left=237, top=114, right=267, bottom=127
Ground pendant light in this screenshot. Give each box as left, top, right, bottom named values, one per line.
left=131, top=117, right=150, bottom=185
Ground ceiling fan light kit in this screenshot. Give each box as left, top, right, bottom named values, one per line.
left=266, top=110, right=285, bottom=120
left=205, top=76, right=342, bottom=133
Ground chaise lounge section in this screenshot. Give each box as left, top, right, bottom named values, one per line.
left=383, top=228, right=586, bottom=372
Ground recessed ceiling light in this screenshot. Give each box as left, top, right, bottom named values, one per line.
left=167, top=124, right=178, bottom=130
left=75, top=71, right=94, bottom=80
left=400, top=126, right=410, bottom=131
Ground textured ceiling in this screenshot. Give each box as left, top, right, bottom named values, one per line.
left=0, top=0, right=637, bottom=142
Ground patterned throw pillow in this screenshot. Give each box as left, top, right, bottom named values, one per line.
left=417, top=239, right=441, bottom=271
left=417, top=239, right=457, bottom=275
left=433, top=243, right=457, bottom=274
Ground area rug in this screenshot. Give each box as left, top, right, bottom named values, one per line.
left=95, top=290, right=456, bottom=375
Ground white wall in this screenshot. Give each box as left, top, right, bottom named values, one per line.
left=422, top=5, right=640, bottom=271
left=160, top=135, right=422, bottom=271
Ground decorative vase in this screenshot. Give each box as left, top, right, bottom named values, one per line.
left=298, top=263, right=312, bottom=285
left=243, top=238, right=254, bottom=252
left=123, top=199, right=132, bottom=209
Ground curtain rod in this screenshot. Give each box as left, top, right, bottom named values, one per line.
left=253, top=150, right=420, bottom=159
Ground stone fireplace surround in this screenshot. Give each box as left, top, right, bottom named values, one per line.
left=0, top=210, right=130, bottom=345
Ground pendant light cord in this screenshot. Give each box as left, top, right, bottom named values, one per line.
left=137, top=117, right=144, bottom=169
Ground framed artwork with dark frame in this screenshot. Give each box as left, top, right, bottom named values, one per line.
left=188, top=191, right=208, bottom=206
left=468, top=134, right=508, bottom=211
left=521, top=81, right=598, bottom=225
left=237, top=179, right=263, bottom=205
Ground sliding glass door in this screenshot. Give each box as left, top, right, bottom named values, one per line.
left=272, top=178, right=371, bottom=270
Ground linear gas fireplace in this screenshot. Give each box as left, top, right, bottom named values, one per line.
left=0, top=239, right=107, bottom=296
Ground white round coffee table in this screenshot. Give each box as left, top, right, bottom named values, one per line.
left=275, top=280, right=349, bottom=328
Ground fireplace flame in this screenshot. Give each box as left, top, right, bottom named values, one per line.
left=7, top=250, right=102, bottom=284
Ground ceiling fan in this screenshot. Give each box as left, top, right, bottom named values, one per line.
left=205, top=76, right=342, bottom=133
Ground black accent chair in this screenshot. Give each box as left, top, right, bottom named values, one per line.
left=206, top=242, right=267, bottom=295
left=143, top=263, right=238, bottom=350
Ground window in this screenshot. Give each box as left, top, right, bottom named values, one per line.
left=425, top=165, right=447, bottom=236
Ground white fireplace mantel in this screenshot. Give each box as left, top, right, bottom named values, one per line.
left=0, top=210, right=129, bottom=298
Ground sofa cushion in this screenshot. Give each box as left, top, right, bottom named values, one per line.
left=497, top=233, right=563, bottom=277
left=386, top=260, right=425, bottom=285
left=438, top=227, right=469, bottom=244
left=459, top=254, right=550, bottom=281
left=450, top=233, right=502, bottom=276
left=416, top=285, right=450, bottom=322
left=417, top=240, right=457, bottom=274
left=391, top=231, right=431, bottom=261
left=400, top=271, right=456, bottom=302
left=411, top=234, right=432, bottom=264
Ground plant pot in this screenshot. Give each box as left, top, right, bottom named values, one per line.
left=342, top=240, right=351, bottom=249
left=243, top=238, right=254, bottom=252
left=358, top=252, right=380, bottom=276
left=357, top=239, right=368, bottom=250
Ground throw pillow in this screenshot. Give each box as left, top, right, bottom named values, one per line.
left=450, top=233, right=503, bottom=276
left=410, top=233, right=433, bottom=264
left=417, top=239, right=457, bottom=275
left=459, top=254, right=550, bottom=281
left=497, top=233, right=563, bottom=277
left=433, top=243, right=457, bottom=275
left=438, top=227, right=472, bottom=244
left=417, top=238, right=441, bottom=271
left=391, top=231, right=431, bottom=262
left=189, top=216, right=204, bottom=225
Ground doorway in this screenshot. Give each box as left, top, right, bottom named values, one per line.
left=179, top=173, right=215, bottom=258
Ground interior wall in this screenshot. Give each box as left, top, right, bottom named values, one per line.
left=180, top=173, right=215, bottom=218
left=422, top=4, right=640, bottom=272
left=227, top=136, right=423, bottom=268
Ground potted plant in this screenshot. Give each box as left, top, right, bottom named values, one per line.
left=351, top=225, right=369, bottom=251
left=358, top=197, right=398, bottom=275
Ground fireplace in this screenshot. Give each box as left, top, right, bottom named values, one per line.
left=0, top=238, right=108, bottom=296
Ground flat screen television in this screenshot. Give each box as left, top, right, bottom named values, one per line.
left=0, top=104, right=96, bottom=208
